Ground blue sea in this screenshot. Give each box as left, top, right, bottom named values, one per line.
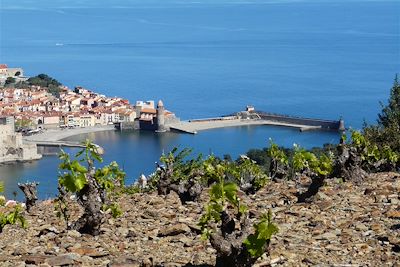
left=0, top=0, right=399, bottom=199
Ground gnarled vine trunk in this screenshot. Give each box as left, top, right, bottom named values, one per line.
left=157, top=163, right=204, bottom=203
left=297, top=175, right=325, bottom=203
left=70, top=172, right=105, bottom=236
left=270, top=159, right=288, bottom=181
left=334, top=140, right=368, bottom=183
left=209, top=210, right=260, bottom=267
left=18, top=182, right=39, bottom=212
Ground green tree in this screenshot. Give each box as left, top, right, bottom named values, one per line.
left=27, top=74, right=62, bottom=97
left=364, top=75, right=400, bottom=152
left=246, top=148, right=270, bottom=167
left=4, top=77, right=16, bottom=87
left=27, top=74, right=61, bottom=87
left=378, top=74, right=400, bottom=128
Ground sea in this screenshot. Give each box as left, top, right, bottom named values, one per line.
left=0, top=0, right=399, bottom=200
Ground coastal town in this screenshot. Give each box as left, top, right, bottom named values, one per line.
left=0, top=64, right=177, bottom=132
left=0, top=64, right=179, bottom=163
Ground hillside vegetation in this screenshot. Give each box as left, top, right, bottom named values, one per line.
left=3, top=73, right=63, bottom=97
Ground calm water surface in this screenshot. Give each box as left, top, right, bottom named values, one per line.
left=0, top=1, right=399, bottom=199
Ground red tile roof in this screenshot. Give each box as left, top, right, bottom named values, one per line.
left=141, top=108, right=157, bottom=114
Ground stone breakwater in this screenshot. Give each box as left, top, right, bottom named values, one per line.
left=0, top=172, right=399, bottom=266
left=168, top=119, right=323, bottom=134
left=167, top=110, right=344, bottom=134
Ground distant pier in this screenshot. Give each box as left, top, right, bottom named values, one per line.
left=167, top=108, right=344, bottom=134
left=22, top=125, right=114, bottom=155
left=25, top=140, right=86, bottom=148
left=25, top=140, right=105, bottom=154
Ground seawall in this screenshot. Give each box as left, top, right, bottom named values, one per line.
left=168, top=110, right=344, bottom=134
left=256, top=111, right=344, bottom=131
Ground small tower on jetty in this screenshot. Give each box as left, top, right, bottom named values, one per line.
left=156, top=100, right=166, bottom=132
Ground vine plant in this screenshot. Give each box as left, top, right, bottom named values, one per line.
left=56, top=140, right=125, bottom=235
left=199, top=165, right=278, bottom=267
left=266, top=139, right=335, bottom=201
left=0, top=182, right=26, bottom=233
left=333, top=130, right=399, bottom=183
left=221, top=157, right=269, bottom=194
left=291, top=144, right=334, bottom=202
left=154, top=147, right=206, bottom=203
left=292, top=144, right=333, bottom=178
left=266, top=139, right=289, bottom=180
left=349, top=130, right=399, bottom=172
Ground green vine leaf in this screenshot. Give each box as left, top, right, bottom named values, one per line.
left=59, top=173, right=87, bottom=193
left=224, top=182, right=239, bottom=206
left=243, top=211, right=278, bottom=258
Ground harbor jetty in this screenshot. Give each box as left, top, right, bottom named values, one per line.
left=167, top=106, right=344, bottom=134
left=21, top=125, right=113, bottom=155
left=116, top=103, right=344, bottom=134
left=24, top=140, right=86, bottom=148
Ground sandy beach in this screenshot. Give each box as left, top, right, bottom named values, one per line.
left=23, top=125, right=116, bottom=142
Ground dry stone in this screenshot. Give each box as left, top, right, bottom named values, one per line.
left=0, top=172, right=399, bottom=266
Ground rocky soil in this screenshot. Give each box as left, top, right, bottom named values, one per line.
left=0, top=172, right=399, bottom=266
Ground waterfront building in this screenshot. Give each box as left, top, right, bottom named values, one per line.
left=41, top=112, right=62, bottom=129
left=79, top=114, right=96, bottom=128
left=135, top=100, right=154, bottom=117
left=0, top=64, right=27, bottom=86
